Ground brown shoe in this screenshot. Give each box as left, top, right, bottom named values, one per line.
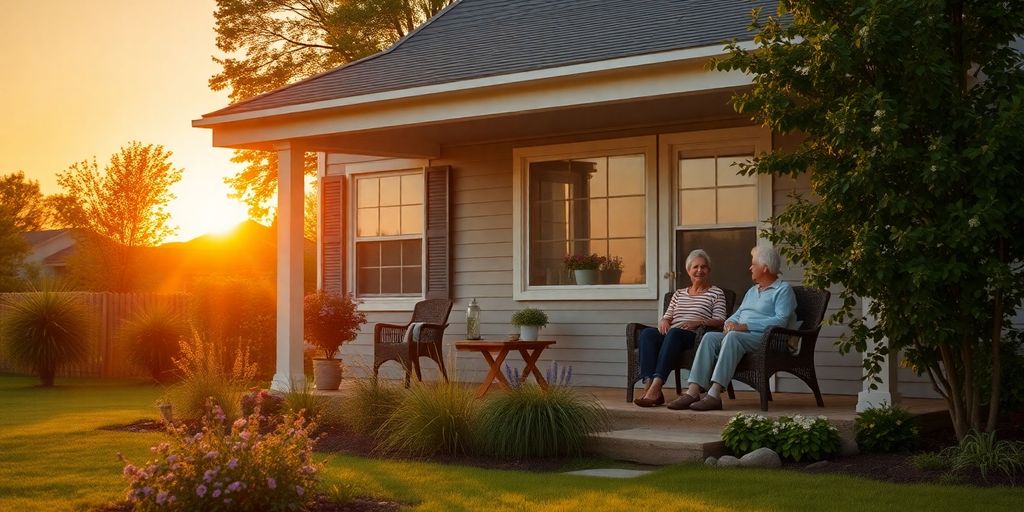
left=666, top=393, right=700, bottom=410
left=689, top=395, right=723, bottom=411
left=634, top=392, right=665, bottom=407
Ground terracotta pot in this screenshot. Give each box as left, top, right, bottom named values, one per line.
left=313, top=358, right=343, bottom=390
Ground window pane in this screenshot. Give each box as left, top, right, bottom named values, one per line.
left=679, top=190, right=716, bottom=226
left=528, top=240, right=570, bottom=286
left=532, top=198, right=568, bottom=242
left=589, top=198, right=607, bottom=239
left=679, top=158, right=716, bottom=189
left=574, top=158, right=606, bottom=198
left=356, top=241, right=379, bottom=268
left=530, top=160, right=570, bottom=200
left=676, top=227, right=757, bottom=297
left=379, top=176, right=401, bottom=206
left=403, top=267, right=422, bottom=294
left=380, top=240, right=402, bottom=266
left=607, top=197, right=645, bottom=237
left=717, top=155, right=757, bottom=187
left=357, top=268, right=380, bottom=295
left=402, top=239, right=422, bottom=265
left=401, top=174, right=423, bottom=205
left=608, top=238, right=646, bottom=284
left=379, top=206, right=400, bottom=236
left=400, top=205, right=422, bottom=235
left=357, top=208, right=378, bottom=237
left=717, top=186, right=757, bottom=223
left=357, top=178, right=378, bottom=207
left=381, top=268, right=402, bottom=294
left=608, top=154, right=644, bottom=196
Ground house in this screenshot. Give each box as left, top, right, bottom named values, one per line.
left=22, top=229, right=76, bottom=279
left=194, top=0, right=923, bottom=409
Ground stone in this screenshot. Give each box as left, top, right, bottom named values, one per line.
left=704, top=457, right=718, bottom=466
left=839, top=437, right=860, bottom=456
left=739, top=447, right=782, bottom=468
left=805, top=460, right=830, bottom=470
left=717, top=455, right=741, bottom=467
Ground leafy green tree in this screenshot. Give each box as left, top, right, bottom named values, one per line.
left=211, top=0, right=452, bottom=219
left=714, top=0, right=1024, bottom=439
left=55, top=141, right=183, bottom=291
left=0, top=211, right=29, bottom=291
left=0, top=171, right=51, bottom=231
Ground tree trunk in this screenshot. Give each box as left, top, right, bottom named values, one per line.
left=987, top=240, right=1006, bottom=432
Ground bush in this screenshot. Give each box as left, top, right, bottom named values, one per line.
left=189, top=276, right=276, bottom=377
left=347, top=377, right=405, bottom=437
left=166, top=329, right=257, bottom=422
left=722, top=413, right=841, bottom=462
left=120, top=398, right=321, bottom=511
left=1, top=289, right=90, bottom=386
left=942, top=430, right=1024, bottom=483
left=477, top=384, right=608, bottom=459
left=510, top=308, right=548, bottom=327
left=283, top=382, right=328, bottom=421
left=240, top=388, right=285, bottom=418
left=855, top=403, right=920, bottom=452
left=303, top=291, right=365, bottom=359
left=120, top=307, right=186, bottom=383
left=377, top=381, right=477, bottom=457
left=911, top=451, right=951, bottom=472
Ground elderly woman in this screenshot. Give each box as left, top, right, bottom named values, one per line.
left=667, top=244, right=797, bottom=411
left=634, top=249, right=727, bottom=407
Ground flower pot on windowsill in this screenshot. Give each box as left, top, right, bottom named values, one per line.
left=312, top=358, right=343, bottom=390
left=573, top=269, right=598, bottom=285
left=601, top=269, right=622, bottom=284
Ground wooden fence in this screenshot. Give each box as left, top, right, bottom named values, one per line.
left=0, top=292, right=191, bottom=378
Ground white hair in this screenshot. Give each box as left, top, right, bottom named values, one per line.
left=685, top=249, right=711, bottom=270
left=752, top=244, right=783, bottom=275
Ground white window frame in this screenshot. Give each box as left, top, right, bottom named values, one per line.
left=656, top=127, right=773, bottom=301
left=344, top=158, right=429, bottom=312
left=512, top=135, right=659, bottom=300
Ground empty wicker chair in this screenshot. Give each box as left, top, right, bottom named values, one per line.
left=372, top=299, right=453, bottom=387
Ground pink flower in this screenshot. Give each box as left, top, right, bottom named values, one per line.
left=227, top=458, right=238, bottom=469
left=266, top=477, right=277, bottom=489
left=227, top=481, right=242, bottom=493
left=155, top=491, right=168, bottom=505
left=239, top=431, right=251, bottom=442
left=233, top=418, right=247, bottom=430
left=204, top=450, right=219, bottom=460
left=122, top=464, right=137, bottom=477
left=204, top=469, right=217, bottom=482
left=212, top=489, right=222, bottom=498
left=196, top=484, right=207, bottom=497
left=295, top=485, right=304, bottom=496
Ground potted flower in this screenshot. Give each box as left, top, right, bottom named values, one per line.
left=303, top=291, right=366, bottom=390
left=600, top=255, right=623, bottom=284
left=563, top=253, right=606, bottom=285
left=511, top=307, right=549, bottom=341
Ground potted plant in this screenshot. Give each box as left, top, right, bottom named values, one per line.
left=511, top=307, right=548, bottom=341
left=303, top=291, right=366, bottom=390
left=600, top=255, right=623, bottom=284
left=563, top=253, right=606, bottom=285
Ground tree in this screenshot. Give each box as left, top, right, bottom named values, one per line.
left=0, top=211, right=29, bottom=291
left=304, top=181, right=318, bottom=243
left=0, top=171, right=51, bottom=231
left=55, top=141, right=183, bottom=291
left=714, top=1, right=1024, bottom=439
left=211, top=0, right=452, bottom=219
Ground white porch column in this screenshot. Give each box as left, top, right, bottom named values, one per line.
left=856, top=297, right=900, bottom=411
left=271, top=143, right=306, bottom=392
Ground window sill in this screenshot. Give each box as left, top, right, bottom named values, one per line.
left=356, top=297, right=420, bottom=312
left=514, top=284, right=656, bottom=301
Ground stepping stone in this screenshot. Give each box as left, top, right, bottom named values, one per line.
left=563, top=468, right=653, bottom=479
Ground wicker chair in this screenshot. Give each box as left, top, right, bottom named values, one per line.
left=625, top=289, right=737, bottom=402
left=730, top=286, right=831, bottom=411
left=372, top=299, right=453, bottom=387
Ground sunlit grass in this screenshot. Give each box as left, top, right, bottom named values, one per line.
left=0, top=373, right=1021, bottom=512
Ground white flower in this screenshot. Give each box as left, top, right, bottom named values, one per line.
left=874, top=109, right=885, bottom=119
left=968, top=217, right=980, bottom=228
left=871, top=125, right=881, bottom=134
left=929, top=165, right=937, bottom=173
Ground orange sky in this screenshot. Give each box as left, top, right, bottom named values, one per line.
left=0, top=0, right=249, bottom=241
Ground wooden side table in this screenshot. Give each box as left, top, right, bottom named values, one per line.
left=454, top=340, right=556, bottom=398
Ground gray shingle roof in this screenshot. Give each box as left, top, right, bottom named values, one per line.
left=205, top=0, right=776, bottom=118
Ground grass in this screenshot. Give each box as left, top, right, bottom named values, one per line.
left=1, top=373, right=1022, bottom=512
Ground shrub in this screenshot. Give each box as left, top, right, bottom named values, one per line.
left=303, top=291, right=365, bottom=359
left=1, top=289, right=90, bottom=386
left=377, top=381, right=477, bottom=457
left=283, top=382, right=327, bottom=421
left=347, top=377, right=405, bottom=437
left=189, top=276, right=276, bottom=377
left=942, top=430, right=1024, bottom=483
left=240, top=388, right=285, bottom=418
left=167, top=329, right=257, bottom=422
left=510, top=308, right=548, bottom=327
left=911, top=451, right=951, bottom=472
left=722, top=413, right=840, bottom=462
left=120, top=398, right=321, bottom=511
left=477, top=384, right=608, bottom=459
left=855, top=403, right=920, bottom=452
left=120, top=307, right=186, bottom=383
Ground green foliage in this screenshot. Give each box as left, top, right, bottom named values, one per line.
left=283, top=382, right=327, bottom=421
left=855, top=403, right=920, bottom=452
left=511, top=307, right=548, bottom=327
left=910, top=452, right=951, bottom=472
left=942, top=431, right=1024, bottom=483
left=713, top=0, right=1024, bottom=438
left=377, top=381, right=477, bottom=457
left=0, top=210, right=29, bottom=291
left=303, top=291, right=365, bottom=359
left=1, top=288, right=90, bottom=386
left=120, top=398, right=321, bottom=511
left=166, top=329, right=257, bottom=422
left=346, top=377, right=406, bottom=437
left=477, top=384, right=608, bottom=459
left=240, top=388, right=285, bottom=418
left=119, top=307, right=187, bottom=382
left=189, top=276, right=276, bottom=377
left=722, top=413, right=840, bottom=462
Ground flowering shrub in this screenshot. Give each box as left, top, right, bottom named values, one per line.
left=855, top=403, right=919, bottom=452
left=120, top=398, right=321, bottom=511
left=563, top=253, right=606, bottom=270
left=600, top=256, right=623, bottom=271
left=722, top=412, right=841, bottom=462
left=303, top=291, right=365, bottom=358
left=240, top=388, right=285, bottom=418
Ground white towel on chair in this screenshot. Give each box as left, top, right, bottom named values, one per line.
left=404, top=322, right=426, bottom=343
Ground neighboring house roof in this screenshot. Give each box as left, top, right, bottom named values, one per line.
left=42, top=246, right=73, bottom=266
left=204, top=0, right=776, bottom=118
left=23, top=229, right=70, bottom=247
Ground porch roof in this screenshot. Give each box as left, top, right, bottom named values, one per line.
left=198, top=0, right=775, bottom=124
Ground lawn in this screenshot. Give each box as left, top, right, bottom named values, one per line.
left=0, top=373, right=1020, bottom=511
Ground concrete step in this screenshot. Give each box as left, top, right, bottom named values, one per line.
left=588, top=427, right=724, bottom=465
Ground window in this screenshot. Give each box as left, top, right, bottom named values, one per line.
left=354, top=172, right=423, bottom=296
left=677, top=155, right=757, bottom=226
left=513, top=136, right=658, bottom=300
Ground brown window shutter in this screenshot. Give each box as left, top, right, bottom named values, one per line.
left=320, top=175, right=346, bottom=295
left=424, top=166, right=451, bottom=299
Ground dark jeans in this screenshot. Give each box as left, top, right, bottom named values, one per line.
left=638, top=327, right=697, bottom=382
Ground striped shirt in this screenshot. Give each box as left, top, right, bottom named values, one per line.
left=662, top=286, right=727, bottom=327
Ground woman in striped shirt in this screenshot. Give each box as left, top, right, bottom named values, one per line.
left=634, top=249, right=727, bottom=407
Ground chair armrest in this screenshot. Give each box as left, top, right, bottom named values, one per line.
left=375, top=322, right=409, bottom=344
left=416, top=323, right=448, bottom=343
left=758, top=326, right=821, bottom=355
left=625, top=323, right=654, bottom=351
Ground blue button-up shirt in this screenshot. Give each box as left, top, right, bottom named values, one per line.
left=728, top=279, right=797, bottom=334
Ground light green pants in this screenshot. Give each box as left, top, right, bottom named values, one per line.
left=687, top=331, right=763, bottom=390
